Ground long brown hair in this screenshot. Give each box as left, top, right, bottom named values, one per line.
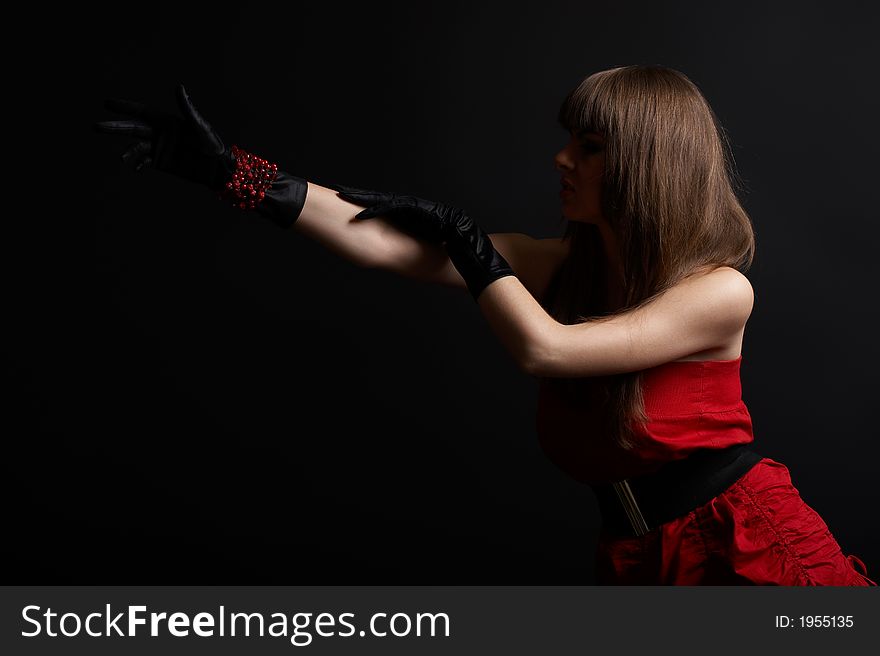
left=543, top=64, right=756, bottom=450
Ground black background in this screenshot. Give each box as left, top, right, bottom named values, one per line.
left=5, top=1, right=879, bottom=583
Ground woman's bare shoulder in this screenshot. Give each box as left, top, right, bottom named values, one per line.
left=694, top=265, right=752, bottom=297
left=668, top=266, right=753, bottom=362
left=677, top=265, right=753, bottom=312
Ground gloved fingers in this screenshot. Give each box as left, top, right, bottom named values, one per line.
left=353, top=204, right=390, bottom=220
left=103, top=97, right=165, bottom=123
left=93, top=119, right=154, bottom=139
left=359, top=196, right=428, bottom=216
left=176, top=83, right=214, bottom=133
left=134, top=155, right=153, bottom=172
left=338, top=192, right=382, bottom=208
left=353, top=199, right=421, bottom=220
left=376, top=206, right=447, bottom=242
left=327, top=182, right=373, bottom=195
left=175, top=83, right=226, bottom=154
left=121, top=140, right=152, bottom=167
left=333, top=185, right=398, bottom=206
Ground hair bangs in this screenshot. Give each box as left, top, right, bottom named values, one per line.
left=556, top=74, right=612, bottom=138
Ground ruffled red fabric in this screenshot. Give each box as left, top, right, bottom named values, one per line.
left=535, top=355, right=877, bottom=585
left=595, top=457, right=877, bottom=585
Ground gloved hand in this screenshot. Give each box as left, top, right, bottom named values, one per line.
left=330, top=183, right=515, bottom=300
left=94, top=84, right=308, bottom=229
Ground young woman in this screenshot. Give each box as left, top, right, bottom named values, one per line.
left=94, top=65, right=876, bottom=585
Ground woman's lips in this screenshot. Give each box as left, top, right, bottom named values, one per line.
left=560, top=179, right=575, bottom=197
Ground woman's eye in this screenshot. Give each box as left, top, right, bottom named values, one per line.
left=580, top=142, right=602, bottom=153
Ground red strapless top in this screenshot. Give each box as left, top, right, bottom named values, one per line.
left=535, top=355, right=754, bottom=485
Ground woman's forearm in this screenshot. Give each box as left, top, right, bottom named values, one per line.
left=292, top=181, right=464, bottom=286
left=477, top=275, right=557, bottom=375
left=291, top=181, right=390, bottom=268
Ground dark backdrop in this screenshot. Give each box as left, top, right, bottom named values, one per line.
left=5, top=1, right=879, bottom=583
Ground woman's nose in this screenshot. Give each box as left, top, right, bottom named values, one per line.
left=554, top=150, right=572, bottom=172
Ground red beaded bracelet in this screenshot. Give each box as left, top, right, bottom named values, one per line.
left=218, top=144, right=279, bottom=210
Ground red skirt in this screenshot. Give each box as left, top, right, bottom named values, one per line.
left=594, top=457, right=877, bottom=585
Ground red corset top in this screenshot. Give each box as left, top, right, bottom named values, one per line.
left=535, top=355, right=754, bottom=485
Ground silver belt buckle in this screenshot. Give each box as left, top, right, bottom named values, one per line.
left=611, top=479, right=652, bottom=537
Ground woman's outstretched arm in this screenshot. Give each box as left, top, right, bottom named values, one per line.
left=329, top=187, right=753, bottom=378
left=93, top=84, right=568, bottom=299
left=298, top=181, right=568, bottom=296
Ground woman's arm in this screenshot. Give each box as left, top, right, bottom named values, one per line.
left=311, top=183, right=754, bottom=379
left=298, top=181, right=569, bottom=299
left=93, top=86, right=569, bottom=300
left=478, top=267, right=754, bottom=377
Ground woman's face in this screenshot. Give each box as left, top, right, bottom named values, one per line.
left=554, top=130, right=606, bottom=224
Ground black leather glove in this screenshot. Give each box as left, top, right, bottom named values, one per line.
left=94, top=84, right=308, bottom=229
left=330, top=183, right=515, bottom=300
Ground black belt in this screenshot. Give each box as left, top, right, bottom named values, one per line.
left=589, top=444, right=763, bottom=537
